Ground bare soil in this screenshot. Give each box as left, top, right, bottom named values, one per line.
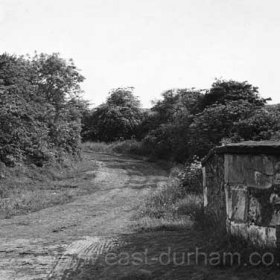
left=0, top=151, right=279, bottom=279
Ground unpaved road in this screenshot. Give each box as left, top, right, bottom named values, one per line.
left=0, top=152, right=279, bottom=280
left=0, top=152, right=168, bottom=279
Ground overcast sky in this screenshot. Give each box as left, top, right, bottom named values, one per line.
left=0, top=0, right=279, bottom=107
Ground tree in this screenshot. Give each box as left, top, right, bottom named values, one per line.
left=232, top=107, right=280, bottom=141
left=189, top=100, right=257, bottom=157
left=32, top=53, right=84, bottom=108
left=107, top=87, right=140, bottom=108
left=142, top=88, right=203, bottom=162
left=33, top=53, right=85, bottom=155
left=0, top=53, right=85, bottom=166
left=88, top=87, right=143, bottom=142
left=151, top=88, right=204, bottom=125
left=199, top=79, right=269, bottom=109
left=188, top=79, right=270, bottom=157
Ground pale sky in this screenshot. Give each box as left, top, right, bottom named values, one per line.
left=0, top=0, right=279, bottom=107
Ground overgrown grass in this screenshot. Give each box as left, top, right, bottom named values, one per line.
left=0, top=153, right=98, bottom=218
left=83, top=141, right=114, bottom=153
left=83, top=140, right=150, bottom=158
left=135, top=178, right=203, bottom=232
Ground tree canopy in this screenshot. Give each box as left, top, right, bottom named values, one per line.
left=0, top=53, right=85, bottom=166
left=82, top=79, right=279, bottom=162
left=139, top=79, right=275, bottom=161
left=83, top=87, right=143, bottom=142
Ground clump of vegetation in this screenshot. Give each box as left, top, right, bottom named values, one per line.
left=0, top=53, right=85, bottom=167
left=144, top=80, right=272, bottom=160
left=170, top=158, right=203, bottom=194
left=136, top=177, right=203, bottom=232
left=83, top=79, right=280, bottom=163
left=134, top=157, right=203, bottom=233
left=82, top=87, right=143, bottom=142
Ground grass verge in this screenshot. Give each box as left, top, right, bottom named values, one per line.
left=0, top=152, right=99, bottom=219
left=135, top=178, right=203, bottom=232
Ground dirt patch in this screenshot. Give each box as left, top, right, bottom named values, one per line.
left=0, top=152, right=169, bottom=279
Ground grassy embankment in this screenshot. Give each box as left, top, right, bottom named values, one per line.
left=0, top=153, right=99, bottom=219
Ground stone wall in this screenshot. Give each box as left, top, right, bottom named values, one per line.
left=203, top=153, right=226, bottom=229
left=202, top=141, right=280, bottom=247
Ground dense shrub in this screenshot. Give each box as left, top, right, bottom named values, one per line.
left=171, top=158, right=203, bottom=194
left=189, top=100, right=259, bottom=156
left=232, top=107, right=280, bottom=141
left=83, top=87, right=144, bottom=142
left=143, top=80, right=272, bottom=161
left=83, top=79, right=278, bottom=165
left=0, top=53, right=85, bottom=166
left=139, top=89, right=203, bottom=162
left=199, top=79, right=268, bottom=109
left=142, top=123, right=189, bottom=162
left=138, top=178, right=203, bottom=218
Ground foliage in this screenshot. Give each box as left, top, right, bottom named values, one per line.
left=232, top=106, right=280, bottom=141
left=139, top=79, right=274, bottom=161
left=137, top=177, right=203, bottom=232
left=83, top=79, right=277, bottom=163
left=141, top=89, right=203, bottom=162
left=0, top=53, right=85, bottom=166
left=172, top=158, right=203, bottom=194
left=106, top=87, right=141, bottom=108
left=199, top=79, right=268, bottom=109
left=151, top=88, right=203, bottom=125
left=187, top=79, right=272, bottom=156
left=189, top=100, right=259, bottom=156
left=83, top=87, right=143, bottom=142
left=149, top=80, right=269, bottom=161
left=143, top=123, right=189, bottom=161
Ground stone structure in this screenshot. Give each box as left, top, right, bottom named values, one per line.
left=202, top=141, right=280, bottom=247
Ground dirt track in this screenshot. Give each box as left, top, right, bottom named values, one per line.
left=0, top=152, right=168, bottom=279
left=0, top=152, right=279, bottom=280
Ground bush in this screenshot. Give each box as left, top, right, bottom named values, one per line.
left=83, top=87, right=144, bottom=142
left=138, top=178, right=203, bottom=226
left=0, top=53, right=85, bottom=166
left=141, top=80, right=271, bottom=162
left=172, top=158, right=203, bottom=194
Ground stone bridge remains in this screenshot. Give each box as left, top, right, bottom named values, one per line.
left=202, top=141, right=280, bottom=247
